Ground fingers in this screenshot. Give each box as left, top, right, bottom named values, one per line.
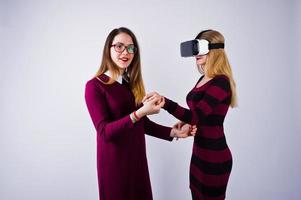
left=142, top=93, right=154, bottom=103
left=143, top=97, right=162, bottom=115
left=190, top=129, right=197, bottom=136
left=175, top=127, right=190, bottom=138
left=176, top=123, right=181, bottom=129
left=173, top=123, right=198, bottom=139
left=142, top=92, right=155, bottom=103
left=172, top=121, right=183, bottom=129
left=173, top=121, right=184, bottom=129
left=142, top=92, right=162, bottom=104
left=178, top=121, right=185, bottom=129
left=157, top=96, right=165, bottom=107
left=190, top=125, right=197, bottom=136
left=146, top=95, right=159, bottom=103
left=146, top=96, right=161, bottom=105
left=144, top=95, right=164, bottom=114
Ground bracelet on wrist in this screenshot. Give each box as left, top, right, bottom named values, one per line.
left=130, top=111, right=141, bottom=124
left=133, top=111, right=141, bottom=121
left=130, top=113, right=137, bottom=124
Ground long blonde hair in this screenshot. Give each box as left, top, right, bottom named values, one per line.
left=196, top=30, right=237, bottom=107
left=95, top=27, right=145, bottom=105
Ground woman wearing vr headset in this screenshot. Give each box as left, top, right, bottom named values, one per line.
left=144, top=29, right=237, bottom=200
left=84, top=27, right=196, bottom=200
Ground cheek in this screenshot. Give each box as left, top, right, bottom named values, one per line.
left=200, top=57, right=207, bottom=64
left=129, top=55, right=134, bottom=62
left=196, top=58, right=205, bottom=65
left=110, top=50, right=118, bottom=61
left=110, top=49, right=115, bottom=56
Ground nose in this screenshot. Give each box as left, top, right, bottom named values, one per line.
left=121, top=48, right=129, bottom=55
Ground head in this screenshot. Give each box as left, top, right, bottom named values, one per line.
left=96, top=27, right=145, bottom=105
left=195, top=29, right=237, bottom=107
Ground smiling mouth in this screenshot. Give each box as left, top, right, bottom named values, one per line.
left=120, top=57, right=129, bottom=62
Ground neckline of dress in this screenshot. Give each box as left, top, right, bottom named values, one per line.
left=194, top=76, right=213, bottom=90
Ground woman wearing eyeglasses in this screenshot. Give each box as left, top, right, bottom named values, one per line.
left=144, top=29, right=237, bottom=200
left=84, top=27, right=196, bottom=200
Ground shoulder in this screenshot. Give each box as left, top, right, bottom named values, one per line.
left=85, top=77, right=98, bottom=89
left=85, top=76, right=107, bottom=95
left=214, top=74, right=229, bottom=81
left=86, top=74, right=109, bottom=87
left=211, top=75, right=230, bottom=91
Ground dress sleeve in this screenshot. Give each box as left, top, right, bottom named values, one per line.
left=163, top=76, right=231, bottom=125
left=143, top=116, right=173, bottom=141
left=85, top=81, right=134, bottom=141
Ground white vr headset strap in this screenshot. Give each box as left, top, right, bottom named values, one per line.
left=196, top=39, right=225, bottom=56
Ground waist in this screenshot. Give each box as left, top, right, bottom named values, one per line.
left=193, top=136, right=228, bottom=151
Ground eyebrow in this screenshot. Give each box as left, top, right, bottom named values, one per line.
left=113, top=42, right=135, bottom=46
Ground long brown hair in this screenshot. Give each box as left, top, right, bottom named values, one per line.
left=95, top=27, right=145, bottom=105
left=196, top=30, right=237, bottom=107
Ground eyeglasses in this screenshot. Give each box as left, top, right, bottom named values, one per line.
left=111, top=42, right=137, bottom=54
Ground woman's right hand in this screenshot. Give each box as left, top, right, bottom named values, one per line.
left=136, top=95, right=164, bottom=118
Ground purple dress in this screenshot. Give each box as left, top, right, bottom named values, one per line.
left=85, top=74, right=173, bottom=200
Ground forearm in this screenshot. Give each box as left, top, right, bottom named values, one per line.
left=144, top=117, right=173, bottom=141
left=163, top=97, right=198, bottom=124
left=95, top=114, right=134, bottom=141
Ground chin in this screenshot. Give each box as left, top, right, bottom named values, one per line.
left=117, top=64, right=129, bottom=69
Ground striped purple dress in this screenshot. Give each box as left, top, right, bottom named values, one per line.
left=163, top=75, right=232, bottom=200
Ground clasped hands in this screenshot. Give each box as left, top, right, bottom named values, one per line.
left=141, top=92, right=197, bottom=139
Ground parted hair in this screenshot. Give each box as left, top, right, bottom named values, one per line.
left=95, top=27, right=145, bottom=105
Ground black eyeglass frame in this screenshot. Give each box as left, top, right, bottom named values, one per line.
left=111, top=42, right=137, bottom=54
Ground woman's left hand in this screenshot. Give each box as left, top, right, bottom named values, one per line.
left=171, top=122, right=197, bottom=139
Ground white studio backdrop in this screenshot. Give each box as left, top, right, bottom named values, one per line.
left=1, top=0, right=300, bottom=199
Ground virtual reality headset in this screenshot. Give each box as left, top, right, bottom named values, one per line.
left=180, top=39, right=224, bottom=57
